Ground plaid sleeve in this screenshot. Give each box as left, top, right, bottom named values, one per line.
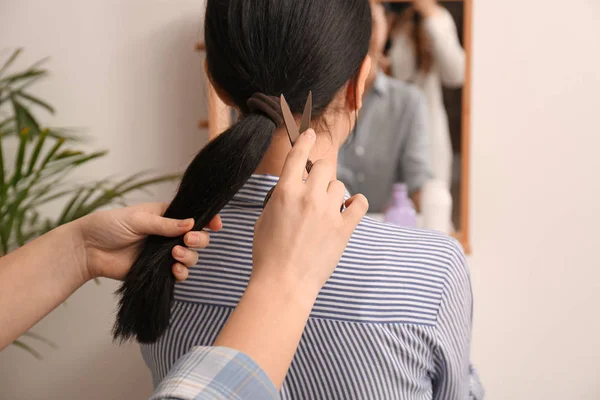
left=151, top=346, right=279, bottom=400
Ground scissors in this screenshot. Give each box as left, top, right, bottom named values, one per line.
left=263, top=91, right=314, bottom=208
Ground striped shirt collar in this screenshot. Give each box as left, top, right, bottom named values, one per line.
left=231, top=174, right=351, bottom=208
left=230, top=174, right=280, bottom=207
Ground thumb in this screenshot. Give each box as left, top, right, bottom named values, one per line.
left=131, top=211, right=194, bottom=238
left=342, top=194, right=369, bottom=235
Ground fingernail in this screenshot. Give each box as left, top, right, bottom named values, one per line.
left=187, top=233, right=200, bottom=246
left=175, top=264, right=183, bottom=274
left=305, top=129, right=316, bottom=140
left=178, top=218, right=194, bottom=228
left=175, top=247, right=185, bottom=258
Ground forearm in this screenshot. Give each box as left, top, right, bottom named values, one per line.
left=214, top=275, right=318, bottom=389
left=0, top=222, right=89, bottom=349
left=423, top=7, right=465, bottom=86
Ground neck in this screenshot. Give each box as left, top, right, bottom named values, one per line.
left=255, top=126, right=343, bottom=178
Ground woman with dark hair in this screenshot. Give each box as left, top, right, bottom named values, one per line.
left=115, top=0, right=482, bottom=398
left=387, top=0, right=465, bottom=190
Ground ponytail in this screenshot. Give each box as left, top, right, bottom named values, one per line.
left=113, top=114, right=276, bottom=343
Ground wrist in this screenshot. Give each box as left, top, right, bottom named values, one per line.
left=247, top=270, right=321, bottom=312
left=67, top=218, right=94, bottom=284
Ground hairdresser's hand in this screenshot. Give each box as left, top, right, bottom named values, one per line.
left=413, top=0, right=439, bottom=17
left=252, top=129, right=369, bottom=300
left=76, top=203, right=222, bottom=282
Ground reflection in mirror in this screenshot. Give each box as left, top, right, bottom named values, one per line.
left=337, top=0, right=470, bottom=249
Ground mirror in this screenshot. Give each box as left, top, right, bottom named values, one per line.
left=369, top=0, right=471, bottom=252
left=199, top=0, right=472, bottom=252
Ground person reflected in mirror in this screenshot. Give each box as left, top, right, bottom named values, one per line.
left=338, top=1, right=432, bottom=213
left=386, top=0, right=465, bottom=189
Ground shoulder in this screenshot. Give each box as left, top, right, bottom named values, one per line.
left=327, top=217, right=469, bottom=325
left=351, top=217, right=470, bottom=298
left=351, top=216, right=463, bottom=264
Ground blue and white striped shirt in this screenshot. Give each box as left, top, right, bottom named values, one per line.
left=142, top=175, right=483, bottom=399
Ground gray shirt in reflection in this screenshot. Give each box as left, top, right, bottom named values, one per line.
left=338, top=72, right=431, bottom=212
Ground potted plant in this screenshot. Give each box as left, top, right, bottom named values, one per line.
left=0, top=49, right=179, bottom=358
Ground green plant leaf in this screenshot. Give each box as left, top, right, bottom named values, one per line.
left=0, top=69, right=47, bottom=85
left=46, top=127, right=83, bottom=142
left=117, top=174, right=180, bottom=194
left=12, top=96, right=42, bottom=138
left=38, top=136, right=65, bottom=170
left=10, top=124, right=29, bottom=187
left=69, top=151, right=108, bottom=166
left=15, top=91, right=55, bottom=114
left=55, top=186, right=96, bottom=226
left=0, top=48, right=23, bottom=77
left=27, top=187, right=76, bottom=208
left=5, top=74, right=46, bottom=100
left=52, top=149, right=84, bottom=160
left=14, top=208, right=26, bottom=247
left=26, top=129, right=48, bottom=175
left=111, top=171, right=148, bottom=192
left=22, top=331, right=58, bottom=349
left=2, top=187, right=30, bottom=250
left=0, top=225, right=8, bottom=255
left=71, top=174, right=179, bottom=219
left=57, top=188, right=85, bottom=226
left=11, top=340, right=43, bottom=360
left=0, top=117, right=15, bottom=131
left=0, top=132, right=5, bottom=199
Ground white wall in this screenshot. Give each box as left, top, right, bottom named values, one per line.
left=1, top=0, right=600, bottom=399
left=469, top=1, right=600, bottom=399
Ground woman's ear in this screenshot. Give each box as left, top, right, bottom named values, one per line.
left=346, top=55, right=372, bottom=111
left=205, top=60, right=236, bottom=107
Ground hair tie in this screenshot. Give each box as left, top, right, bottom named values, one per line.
left=246, top=93, right=284, bottom=128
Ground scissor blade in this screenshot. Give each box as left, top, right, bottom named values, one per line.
left=280, top=94, right=299, bottom=145
left=298, top=91, right=312, bottom=135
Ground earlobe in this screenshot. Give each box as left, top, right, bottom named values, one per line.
left=347, top=55, right=372, bottom=111
left=355, top=56, right=372, bottom=110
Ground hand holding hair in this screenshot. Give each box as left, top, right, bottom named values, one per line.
left=79, top=202, right=221, bottom=282
left=0, top=203, right=219, bottom=350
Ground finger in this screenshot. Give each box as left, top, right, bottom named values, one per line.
left=327, top=180, right=346, bottom=207
left=172, top=245, right=199, bottom=267
left=183, top=231, right=211, bottom=249
left=132, top=211, right=194, bottom=237
left=206, top=215, right=223, bottom=232
left=306, top=159, right=335, bottom=191
left=172, top=263, right=189, bottom=282
left=342, top=194, right=369, bottom=232
left=279, top=129, right=316, bottom=184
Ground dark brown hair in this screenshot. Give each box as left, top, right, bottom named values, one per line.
left=387, top=4, right=433, bottom=74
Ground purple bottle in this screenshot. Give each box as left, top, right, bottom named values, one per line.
left=384, top=184, right=417, bottom=228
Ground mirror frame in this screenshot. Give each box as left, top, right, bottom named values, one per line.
left=200, top=0, right=472, bottom=253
